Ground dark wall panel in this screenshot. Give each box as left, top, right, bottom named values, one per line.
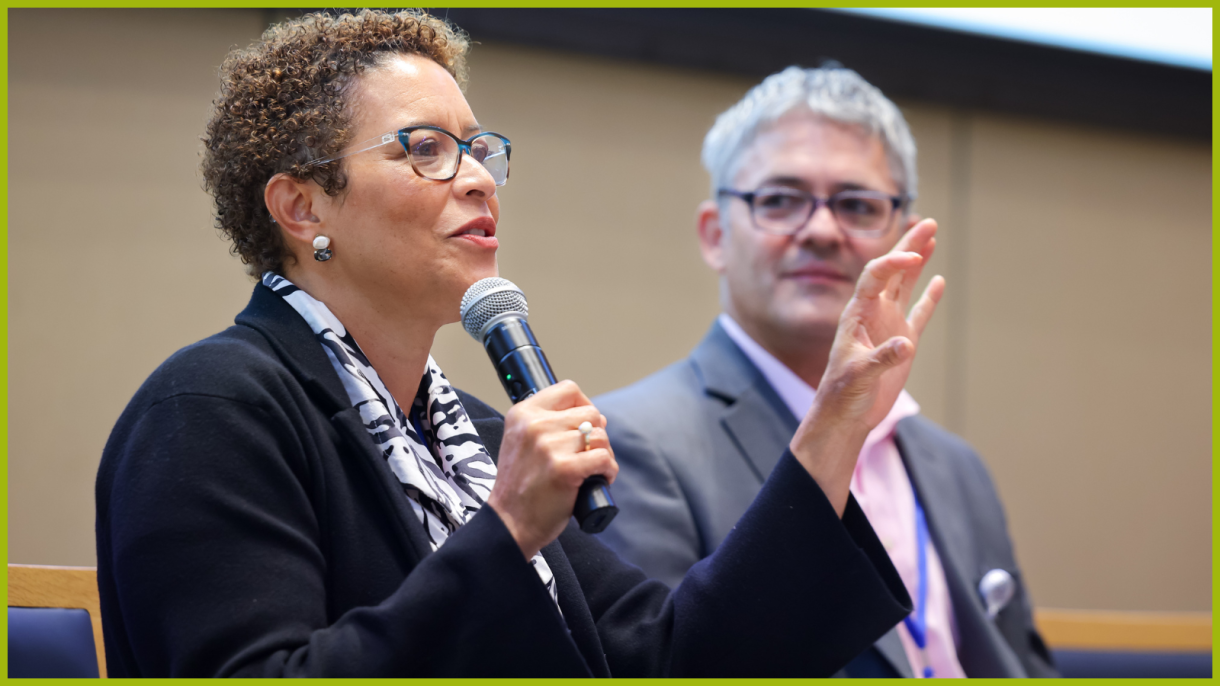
left=437, top=8, right=1210, bottom=142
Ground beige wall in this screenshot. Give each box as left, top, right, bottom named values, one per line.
left=8, top=9, right=1211, bottom=613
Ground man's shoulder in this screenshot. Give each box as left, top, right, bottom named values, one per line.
left=594, top=357, right=710, bottom=431
left=896, top=414, right=977, bottom=459
left=896, top=414, right=1005, bottom=507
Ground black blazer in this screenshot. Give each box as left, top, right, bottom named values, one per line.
left=594, top=321, right=1057, bottom=678
left=95, top=284, right=911, bottom=678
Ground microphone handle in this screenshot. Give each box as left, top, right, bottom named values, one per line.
left=485, top=318, right=618, bottom=534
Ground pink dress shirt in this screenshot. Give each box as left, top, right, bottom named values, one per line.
left=719, top=314, right=965, bottom=678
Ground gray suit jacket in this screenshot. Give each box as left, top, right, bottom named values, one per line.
left=596, top=322, right=1057, bottom=678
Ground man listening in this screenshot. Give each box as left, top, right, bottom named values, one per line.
left=596, top=66, right=1057, bottom=678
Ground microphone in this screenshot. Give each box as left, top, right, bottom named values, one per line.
left=460, top=277, right=618, bottom=534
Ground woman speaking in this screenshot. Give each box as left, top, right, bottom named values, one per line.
left=95, top=9, right=943, bottom=677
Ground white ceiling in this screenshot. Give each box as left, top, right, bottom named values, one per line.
left=833, top=8, right=1212, bottom=71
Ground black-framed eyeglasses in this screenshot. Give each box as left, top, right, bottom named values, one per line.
left=718, top=187, right=911, bottom=237
left=305, top=125, right=512, bottom=186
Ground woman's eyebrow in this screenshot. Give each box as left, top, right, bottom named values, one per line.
left=393, top=122, right=484, bottom=137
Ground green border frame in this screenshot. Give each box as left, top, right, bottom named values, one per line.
left=1211, top=3, right=1218, bottom=675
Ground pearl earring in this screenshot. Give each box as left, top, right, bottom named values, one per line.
left=313, top=235, right=332, bottom=262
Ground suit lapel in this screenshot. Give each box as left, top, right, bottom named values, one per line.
left=234, top=284, right=350, bottom=415
left=895, top=418, right=1026, bottom=678
left=330, top=408, right=437, bottom=563
left=691, top=322, right=799, bottom=483
left=719, top=384, right=798, bottom=482
left=235, top=284, right=436, bottom=565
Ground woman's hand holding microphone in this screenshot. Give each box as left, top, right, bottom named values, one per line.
left=487, top=380, right=617, bottom=560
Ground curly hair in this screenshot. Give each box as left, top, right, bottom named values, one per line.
left=201, top=9, right=470, bottom=276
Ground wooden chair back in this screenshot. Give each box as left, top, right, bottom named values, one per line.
left=8, top=564, right=107, bottom=678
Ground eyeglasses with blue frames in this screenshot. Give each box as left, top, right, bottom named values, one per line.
left=305, top=125, right=511, bottom=186
left=718, top=187, right=911, bottom=237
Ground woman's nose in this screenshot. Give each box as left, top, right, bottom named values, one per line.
left=453, top=151, right=497, bottom=199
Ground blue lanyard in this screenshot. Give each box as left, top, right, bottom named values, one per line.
left=901, top=490, right=934, bottom=678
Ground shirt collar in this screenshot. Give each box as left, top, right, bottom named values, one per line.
left=717, top=313, right=920, bottom=445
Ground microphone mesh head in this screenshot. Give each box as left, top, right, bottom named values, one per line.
left=460, top=277, right=528, bottom=341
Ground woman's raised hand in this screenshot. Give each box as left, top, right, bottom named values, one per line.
left=790, top=219, right=945, bottom=516
left=487, top=380, right=618, bottom=559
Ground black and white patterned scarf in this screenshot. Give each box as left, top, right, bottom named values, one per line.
left=263, top=273, right=559, bottom=608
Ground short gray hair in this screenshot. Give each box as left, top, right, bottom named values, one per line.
left=701, top=66, right=917, bottom=202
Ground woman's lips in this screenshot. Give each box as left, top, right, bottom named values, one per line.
left=455, top=233, right=498, bottom=249
left=453, top=217, right=498, bottom=249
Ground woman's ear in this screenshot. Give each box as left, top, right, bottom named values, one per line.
left=264, top=173, right=324, bottom=248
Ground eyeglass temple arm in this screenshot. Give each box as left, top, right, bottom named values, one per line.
left=307, top=132, right=398, bottom=167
